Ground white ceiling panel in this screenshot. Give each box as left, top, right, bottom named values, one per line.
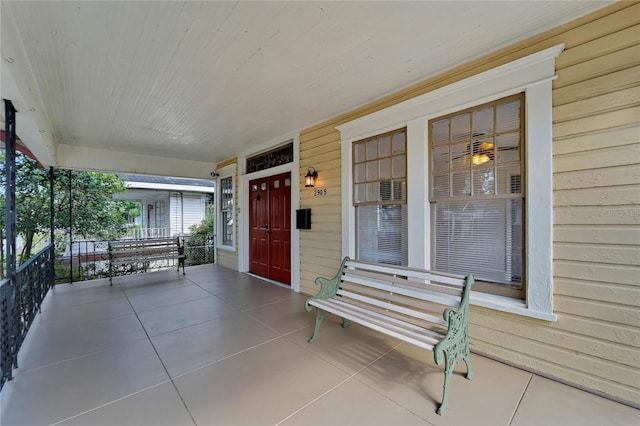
left=1, top=1, right=611, bottom=176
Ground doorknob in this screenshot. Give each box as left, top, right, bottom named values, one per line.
left=261, top=224, right=269, bottom=234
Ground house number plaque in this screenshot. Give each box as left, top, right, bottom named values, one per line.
left=313, top=188, right=327, bottom=197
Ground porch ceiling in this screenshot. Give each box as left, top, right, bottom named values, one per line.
left=1, top=1, right=611, bottom=178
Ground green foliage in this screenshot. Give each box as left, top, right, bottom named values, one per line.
left=189, top=213, right=214, bottom=237
left=184, top=214, right=215, bottom=266
left=1, top=152, right=131, bottom=264
left=120, top=201, right=141, bottom=223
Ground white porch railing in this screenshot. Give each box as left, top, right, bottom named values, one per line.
left=122, top=227, right=171, bottom=239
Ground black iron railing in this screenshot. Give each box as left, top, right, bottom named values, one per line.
left=54, top=240, right=110, bottom=283
left=1, top=244, right=55, bottom=390
left=55, top=235, right=215, bottom=283
left=181, top=235, right=215, bottom=267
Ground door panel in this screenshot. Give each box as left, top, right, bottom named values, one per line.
left=269, top=173, right=291, bottom=284
left=249, top=177, right=269, bottom=277
left=249, top=173, right=291, bottom=284
left=248, top=173, right=291, bottom=285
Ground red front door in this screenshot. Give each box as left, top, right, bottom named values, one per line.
left=248, top=172, right=291, bottom=285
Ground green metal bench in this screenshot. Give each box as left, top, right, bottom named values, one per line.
left=108, top=237, right=185, bottom=285
left=305, top=256, right=474, bottom=415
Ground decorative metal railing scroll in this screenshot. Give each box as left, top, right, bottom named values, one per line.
left=0, top=244, right=55, bottom=390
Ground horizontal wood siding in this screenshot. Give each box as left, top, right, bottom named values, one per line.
left=216, top=248, right=238, bottom=270
left=543, top=3, right=640, bottom=405
left=298, top=2, right=640, bottom=406
left=298, top=128, right=342, bottom=295
left=169, top=193, right=205, bottom=235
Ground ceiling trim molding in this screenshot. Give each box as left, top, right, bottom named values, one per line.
left=57, top=144, right=214, bottom=179
left=124, top=182, right=215, bottom=193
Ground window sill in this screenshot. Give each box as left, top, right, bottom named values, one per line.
left=470, top=291, right=557, bottom=322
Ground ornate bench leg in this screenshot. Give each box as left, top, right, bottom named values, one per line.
left=464, top=349, right=474, bottom=380
left=308, top=308, right=327, bottom=343
left=341, top=318, right=351, bottom=328
left=437, top=357, right=453, bottom=415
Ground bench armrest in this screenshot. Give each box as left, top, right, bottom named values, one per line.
left=434, top=274, right=474, bottom=366
left=305, top=256, right=350, bottom=311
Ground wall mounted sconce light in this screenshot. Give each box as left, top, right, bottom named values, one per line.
left=305, top=166, right=318, bottom=188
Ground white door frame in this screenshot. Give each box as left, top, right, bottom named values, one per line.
left=237, top=132, right=300, bottom=293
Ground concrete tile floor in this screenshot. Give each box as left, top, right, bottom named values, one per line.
left=1, top=264, right=637, bottom=426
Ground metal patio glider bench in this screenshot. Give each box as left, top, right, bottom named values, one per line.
left=305, top=256, right=474, bottom=415
left=108, top=237, right=185, bottom=285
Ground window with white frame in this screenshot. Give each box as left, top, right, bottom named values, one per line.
left=353, top=128, right=408, bottom=266
left=338, top=44, right=562, bottom=320
left=430, top=93, right=524, bottom=298
left=154, top=200, right=165, bottom=229
left=220, top=176, right=234, bottom=247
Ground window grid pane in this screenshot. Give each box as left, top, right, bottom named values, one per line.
left=220, top=176, right=234, bottom=246
left=353, top=129, right=408, bottom=266
left=429, top=94, right=524, bottom=293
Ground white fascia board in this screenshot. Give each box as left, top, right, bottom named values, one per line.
left=125, top=182, right=215, bottom=193
left=57, top=144, right=215, bottom=179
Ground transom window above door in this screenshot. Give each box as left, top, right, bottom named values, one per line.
left=246, top=142, right=293, bottom=174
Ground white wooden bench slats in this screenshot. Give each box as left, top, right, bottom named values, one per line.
left=346, top=267, right=465, bottom=297
left=111, top=251, right=181, bottom=263
left=332, top=290, right=449, bottom=331
left=336, top=289, right=449, bottom=327
left=108, top=237, right=185, bottom=285
left=310, top=299, right=444, bottom=350
left=339, top=282, right=450, bottom=319
left=305, top=256, right=474, bottom=415
left=341, top=274, right=462, bottom=309
left=347, top=259, right=466, bottom=287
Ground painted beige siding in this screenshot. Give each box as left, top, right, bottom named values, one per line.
left=299, top=127, right=342, bottom=295
left=215, top=157, right=239, bottom=270
left=298, top=2, right=640, bottom=407
left=216, top=248, right=238, bottom=270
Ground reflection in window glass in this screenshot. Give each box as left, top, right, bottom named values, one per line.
left=430, top=94, right=524, bottom=295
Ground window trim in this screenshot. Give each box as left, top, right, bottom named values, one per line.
left=337, top=44, right=563, bottom=321
left=217, top=164, right=236, bottom=251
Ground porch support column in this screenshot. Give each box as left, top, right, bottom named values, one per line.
left=4, top=99, right=17, bottom=281
left=49, top=167, right=55, bottom=244
left=68, top=169, right=73, bottom=285
left=49, top=167, right=55, bottom=281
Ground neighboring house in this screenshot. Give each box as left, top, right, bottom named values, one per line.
left=117, top=173, right=215, bottom=238
left=213, top=4, right=640, bottom=408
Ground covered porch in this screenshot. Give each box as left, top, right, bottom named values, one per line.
left=1, top=264, right=636, bottom=426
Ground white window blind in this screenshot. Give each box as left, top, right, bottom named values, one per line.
left=353, top=129, right=408, bottom=266
left=430, top=94, right=524, bottom=294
